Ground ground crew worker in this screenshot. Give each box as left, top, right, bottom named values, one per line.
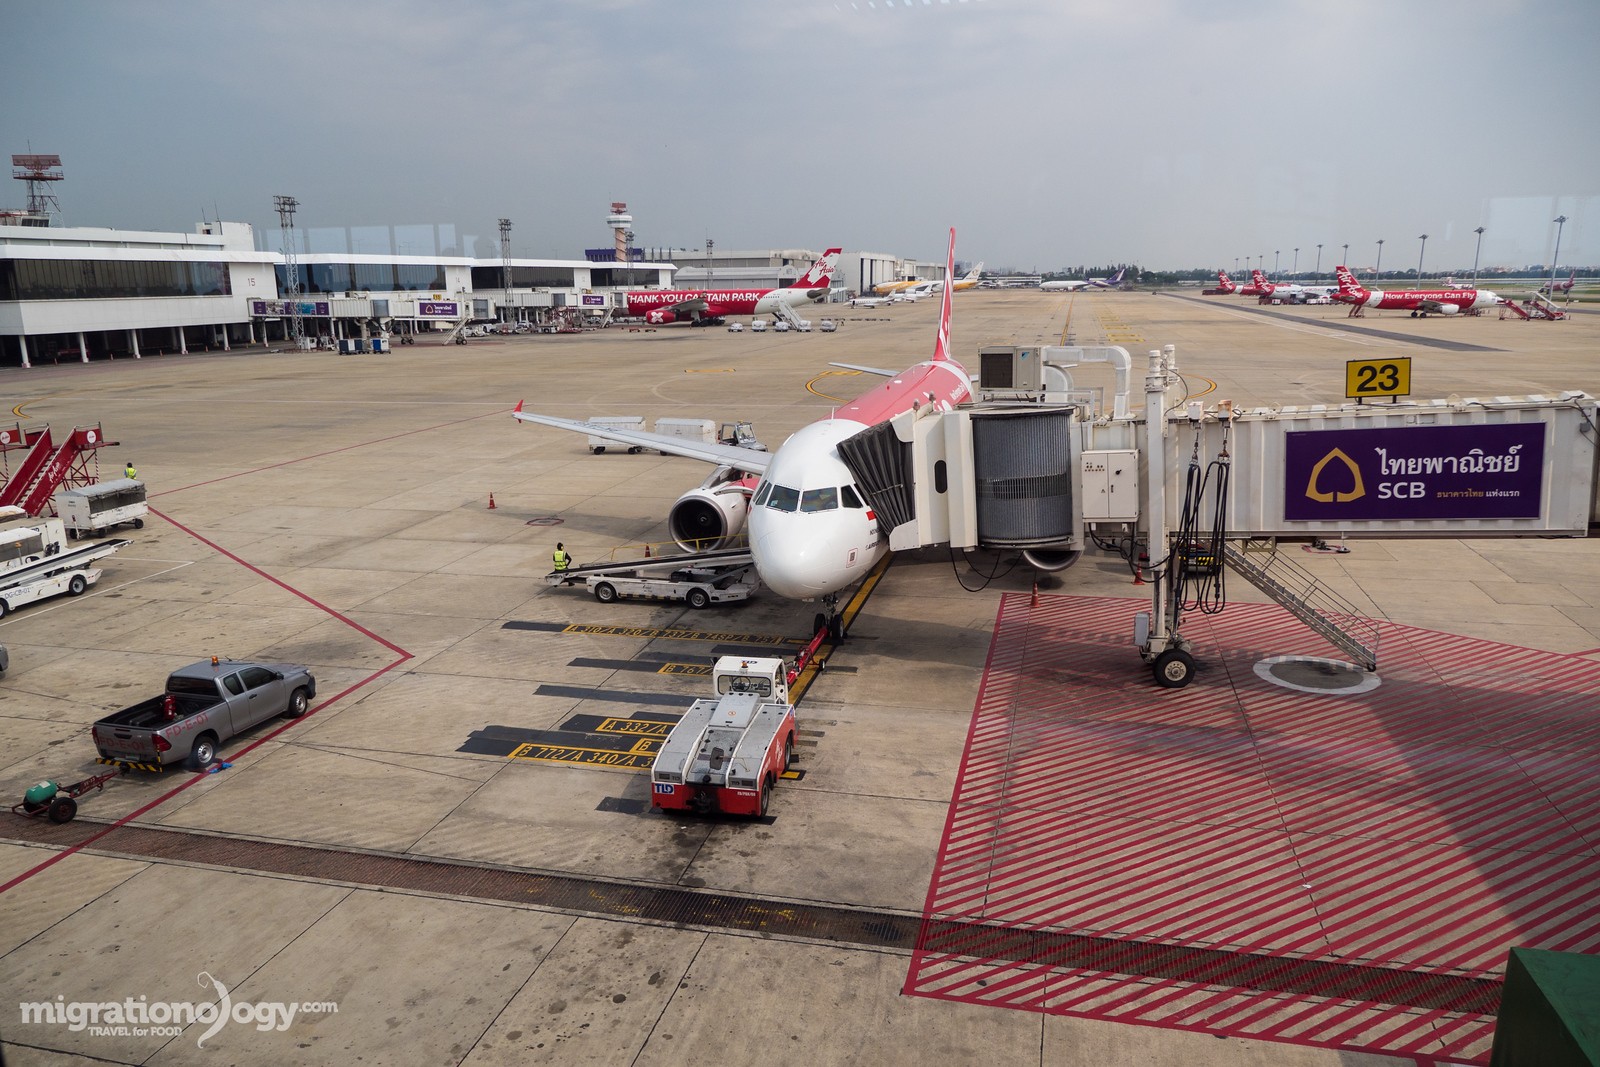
left=124, top=461, right=137, bottom=480
left=552, top=543, right=572, bottom=572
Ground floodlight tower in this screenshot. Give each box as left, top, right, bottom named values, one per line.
left=274, top=194, right=304, bottom=348
left=606, top=202, right=632, bottom=263
left=499, top=217, right=512, bottom=324
left=1549, top=215, right=1569, bottom=300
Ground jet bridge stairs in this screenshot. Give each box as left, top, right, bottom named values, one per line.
left=1220, top=540, right=1381, bottom=669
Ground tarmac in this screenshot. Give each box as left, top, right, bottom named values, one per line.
left=1, top=289, right=1596, bottom=1065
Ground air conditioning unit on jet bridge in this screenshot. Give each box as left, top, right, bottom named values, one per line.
left=835, top=401, right=1087, bottom=573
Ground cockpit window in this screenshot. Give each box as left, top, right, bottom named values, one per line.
left=800, top=487, right=838, bottom=513
left=752, top=481, right=772, bottom=506
left=766, top=484, right=800, bottom=512
left=841, top=485, right=865, bottom=508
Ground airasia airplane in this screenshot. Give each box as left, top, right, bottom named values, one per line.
left=1203, top=269, right=1264, bottom=296
left=1541, top=269, right=1577, bottom=295
left=514, top=229, right=971, bottom=614
left=625, top=248, right=841, bottom=325
left=1333, top=265, right=1503, bottom=318
left=1250, top=269, right=1335, bottom=304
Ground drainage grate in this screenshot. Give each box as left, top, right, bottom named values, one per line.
left=5, top=818, right=1500, bottom=1014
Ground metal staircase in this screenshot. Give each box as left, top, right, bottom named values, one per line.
left=1222, top=540, right=1381, bottom=670
left=772, top=302, right=804, bottom=328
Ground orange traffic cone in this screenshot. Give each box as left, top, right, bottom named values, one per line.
left=644, top=543, right=652, bottom=558
left=487, top=493, right=496, bottom=510
left=1133, top=551, right=1146, bottom=585
left=1030, top=581, right=1039, bottom=607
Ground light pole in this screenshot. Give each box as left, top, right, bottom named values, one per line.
left=1416, top=234, right=1428, bottom=285
left=1315, top=243, right=1323, bottom=282
left=1471, top=226, right=1486, bottom=286
left=1274, top=250, right=1280, bottom=279
left=1374, top=239, right=1384, bottom=281
left=1342, top=243, right=1349, bottom=271
left=1549, top=215, right=1569, bottom=300
left=1293, top=247, right=1299, bottom=278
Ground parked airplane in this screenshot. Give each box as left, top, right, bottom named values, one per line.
left=1541, top=269, right=1577, bottom=295
left=1040, top=268, right=1126, bottom=292
left=1250, top=269, right=1335, bottom=304
left=1332, top=265, right=1503, bottom=318
left=514, top=229, right=971, bottom=621
left=624, top=249, right=841, bottom=325
left=872, top=261, right=981, bottom=297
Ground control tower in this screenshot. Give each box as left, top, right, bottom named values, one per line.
left=605, top=202, right=632, bottom=263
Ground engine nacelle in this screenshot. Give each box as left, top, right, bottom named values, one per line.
left=1436, top=303, right=1460, bottom=316
left=669, top=482, right=749, bottom=551
left=645, top=309, right=678, bottom=325
left=1022, top=546, right=1084, bottom=572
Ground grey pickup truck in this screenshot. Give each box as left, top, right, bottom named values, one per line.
left=91, top=659, right=316, bottom=770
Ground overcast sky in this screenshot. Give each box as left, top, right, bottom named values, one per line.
left=5, top=0, right=1597, bottom=273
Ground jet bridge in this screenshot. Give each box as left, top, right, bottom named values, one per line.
left=836, top=344, right=1600, bottom=687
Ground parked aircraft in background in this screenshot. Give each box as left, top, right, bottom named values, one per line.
left=872, top=260, right=981, bottom=297
left=1541, top=269, right=1577, bottom=295
left=1040, top=268, right=1126, bottom=292
left=514, top=229, right=971, bottom=623
left=1250, top=269, right=1336, bottom=304
left=624, top=249, right=840, bottom=325
left=1332, top=265, right=1503, bottom=318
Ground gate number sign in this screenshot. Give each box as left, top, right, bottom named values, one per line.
left=1346, top=357, right=1412, bottom=400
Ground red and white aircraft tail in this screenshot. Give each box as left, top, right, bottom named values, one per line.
left=1216, top=270, right=1238, bottom=293
left=795, top=249, right=842, bottom=290
left=1334, top=265, right=1369, bottom=301
left=934, top=228, right=955, bottom=363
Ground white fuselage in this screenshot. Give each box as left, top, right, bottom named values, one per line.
left=746, top=357, right=972, bottom=600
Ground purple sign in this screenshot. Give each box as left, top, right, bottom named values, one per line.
left=1284, top=423, right=1544, bottom=521
left=250, top=299, right=329, bottom=316
left=581, top=294, right=606, bottom=306
left=418, top=301, right=459, bottom=317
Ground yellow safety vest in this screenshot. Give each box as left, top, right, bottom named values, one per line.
left=125, top=465, right=137, bottom=480
left=552, top=549, right=571, bottom=571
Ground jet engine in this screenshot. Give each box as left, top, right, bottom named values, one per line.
left=668, top=466, right=753, bottom=551
left=645, top=309, right=678, bottom=325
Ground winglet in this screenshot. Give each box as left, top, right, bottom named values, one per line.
left=513, top=399, right=524, bottom=415
left=933, top=228, right=955, bottom=363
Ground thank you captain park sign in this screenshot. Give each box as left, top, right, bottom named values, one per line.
left=1284, top=424, right=1545, bottom=522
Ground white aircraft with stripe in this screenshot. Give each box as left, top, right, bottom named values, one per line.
left=513, top=228, right=970, bottom=610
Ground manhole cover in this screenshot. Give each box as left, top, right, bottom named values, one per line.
left=525, top=516, right=564, bottom=527
left=1253, top=655, right=1381, bottom=695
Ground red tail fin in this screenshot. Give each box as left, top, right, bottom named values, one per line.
left=1251, top=269, right=1270, bottom=287
left=796, top=248, right=842, bottom=288
left=933, top=228, right=955, bottom=363
left=1334, top=265, right=1366, bottom=296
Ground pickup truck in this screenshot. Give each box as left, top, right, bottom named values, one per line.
left=91, top=659, right=316, bottom=771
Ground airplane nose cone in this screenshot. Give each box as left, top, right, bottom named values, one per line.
left=751, top=519, right=845, bottom=601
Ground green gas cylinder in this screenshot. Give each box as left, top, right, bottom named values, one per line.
left=24, top=780, right=60, bottom=807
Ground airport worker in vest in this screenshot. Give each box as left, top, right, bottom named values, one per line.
left=124, top=461, right=137, bottom=481
left=553, top=543, right=572, bottom=572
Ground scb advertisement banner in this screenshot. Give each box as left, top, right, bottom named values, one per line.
left=1284, top=424, right=1544, bottom=521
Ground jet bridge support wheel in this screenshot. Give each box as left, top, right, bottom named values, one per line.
left=1152, top=648, right=1196, bottom=689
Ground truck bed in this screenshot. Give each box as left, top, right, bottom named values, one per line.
left=95, top=693, right=222, bottom=730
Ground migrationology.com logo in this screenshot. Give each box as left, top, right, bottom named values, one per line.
left=1303, top=447, right=1366, bottom=504
left=18, top=972, right=338, bottom=1047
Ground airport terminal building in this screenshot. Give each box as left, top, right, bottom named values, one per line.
left=0, top=215, right=953, bottom=367
left=0, top=220, right=678, bottom=367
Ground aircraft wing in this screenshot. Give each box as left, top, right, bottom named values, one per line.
left=664, top=296, right=710, bottom=316
left=513, top=406, right=773, bottom=472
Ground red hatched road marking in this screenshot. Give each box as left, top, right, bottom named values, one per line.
left=905, top=594, right=1600, bottom=1064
